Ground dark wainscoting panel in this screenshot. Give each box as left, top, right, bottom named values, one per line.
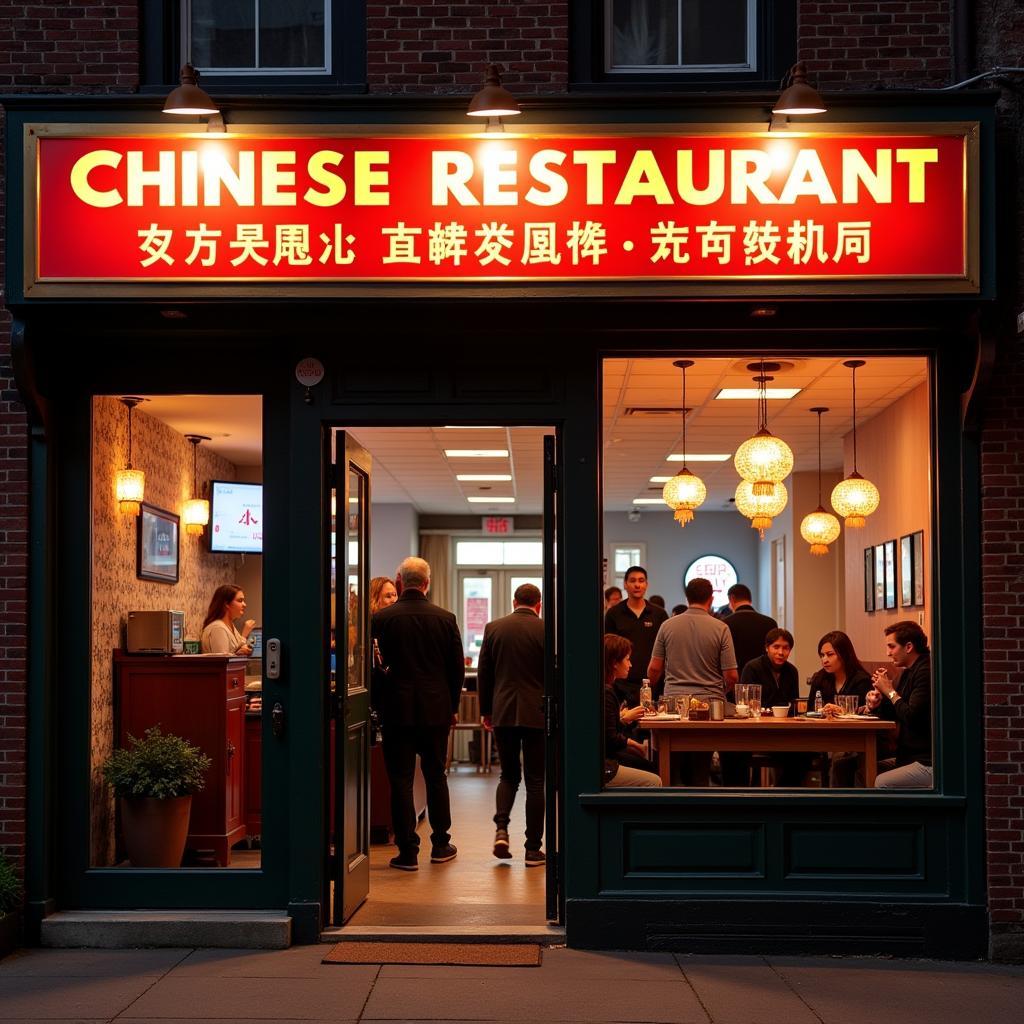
left=785, top=824, right=924, bottom=879
left=618, top=823, right=765, bottom=879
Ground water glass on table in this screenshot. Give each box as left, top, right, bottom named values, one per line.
left=746, top=683, right=762, bottom=718
left=838, top=694, right=859, bottom=716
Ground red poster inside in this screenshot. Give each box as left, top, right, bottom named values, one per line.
left=34, top=132, right=968, bottom=284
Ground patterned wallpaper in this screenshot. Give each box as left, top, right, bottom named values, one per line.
left=90, top=397, right=244, bottom=865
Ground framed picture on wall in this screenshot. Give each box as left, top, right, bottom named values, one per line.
left=864, top=547, right=875, bottom=612
left=884, top=539, right=897, bottom=609
left=912, top=529, right=926, bottom=606
left=874, top=545, right=885, bottom=611
left=137, top=503, right=179, bottom=584
left=900, top=534, right=914, bottom=607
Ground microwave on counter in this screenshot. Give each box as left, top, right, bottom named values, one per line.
left=126, top=610, right=185, bottom=654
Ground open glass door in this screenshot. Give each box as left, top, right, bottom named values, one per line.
left=543, top=434, right=563, bottom=922
left=329, top=431, right=372, bottom=924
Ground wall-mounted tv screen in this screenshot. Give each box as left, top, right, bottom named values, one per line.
left=210, top=481, right=263, bottom=554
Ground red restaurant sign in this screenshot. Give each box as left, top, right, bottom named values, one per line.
left=27, top=127, right=977, bottom=295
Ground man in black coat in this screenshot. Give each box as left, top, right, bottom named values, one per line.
left=372, top=556, right=465, bottom=871
left=722, top=583, right=778, bottom=786
left=478, top=583, right=546, bottom=866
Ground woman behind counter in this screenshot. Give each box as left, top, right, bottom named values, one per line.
left=201, top=584, right=256, bottom=655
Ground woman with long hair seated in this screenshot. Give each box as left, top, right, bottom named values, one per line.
left=603, top=634, right=662, bottom=788
left=201, top=584, right=256, bottom=655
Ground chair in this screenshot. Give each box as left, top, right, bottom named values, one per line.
left=446, top=690, right=492, bottom=772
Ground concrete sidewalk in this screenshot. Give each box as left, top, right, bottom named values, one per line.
left=2, top=945, right=1023, bottom=1022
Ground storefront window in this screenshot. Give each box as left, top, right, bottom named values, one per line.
left=90, top=395, right=264, bottom=868
left=601, top=355, right=935, bottom=792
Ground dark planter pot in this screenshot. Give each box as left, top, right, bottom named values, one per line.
left=0, top=911, right=21, bottom=959
left=120, top=795, right=192, bottom=868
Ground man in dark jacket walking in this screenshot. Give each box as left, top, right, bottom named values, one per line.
left=478, top=583, right=546, bottom=866
left=372, top=556, right=465, bottom=871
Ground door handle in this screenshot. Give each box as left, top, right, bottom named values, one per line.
left=272, top=702, right=286, bottom=738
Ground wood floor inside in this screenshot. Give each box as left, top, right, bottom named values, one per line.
left=344, top=770, right=547, bottom=927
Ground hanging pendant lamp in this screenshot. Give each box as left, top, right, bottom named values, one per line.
left=116, top=397, right=146, bottom=515
left=733, top=361, right=794, bottom=496
left=183, top=434, right=211, bottom=536
left=662, top=359, right=707, bottom=527
left=800, top=407, right=842, bottom=555
left=735, top=479, right=788, bottom=540
left=830, top=360, right=880, bottom=528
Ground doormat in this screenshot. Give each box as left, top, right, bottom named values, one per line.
left=323, top=941, right=542, bottom=966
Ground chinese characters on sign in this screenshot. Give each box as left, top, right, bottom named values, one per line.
left=35, top=133, right=970, bottom=286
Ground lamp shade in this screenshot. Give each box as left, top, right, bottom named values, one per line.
left=800, top=505, right=841, bottom=555
left=734, top=428, right=794, bottom=495
left=116, top=468, right=146, bottom=515
left=830, top=472, right=880, bottom=528
left=773, top=62, right=827, bottom=115
left=662, top=469, right=707, bottom=527
left=467, top=64, right=521, bottom=117
left=163, top=63, right=219, bottom=115
left=183, top=497, right=210, bottom=536
left=735, top=479, right=788, bottom=539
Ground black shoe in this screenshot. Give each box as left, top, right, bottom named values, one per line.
left=493, top=829, right=512, bottom=859
left=389, top=850, right=418, bottom=871
left=525, top=849, right=546, bottom=867
left=430, top=843, right=458, bottom=863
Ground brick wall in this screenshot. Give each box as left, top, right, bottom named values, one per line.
left=366, top=1, right=568, bottom=95
left=799, top=1, right=953, bottom=88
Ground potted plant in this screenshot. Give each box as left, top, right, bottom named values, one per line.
left=103, top=727, right=212, bottom=868
left=0, top=851, right=21, bottom=958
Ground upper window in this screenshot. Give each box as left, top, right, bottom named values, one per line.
left=606, top=0, right=754, bottom=74
left=187, top=0, right=328, bottom=76
left=571, top=0, right=795, bottom=90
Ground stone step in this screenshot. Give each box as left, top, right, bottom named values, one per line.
left=40, top=910, right=291, bottom=949
left=321, top=924, right=566, bottom=944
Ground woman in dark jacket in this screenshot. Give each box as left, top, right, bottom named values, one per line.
left=603, top=634, right=661, bottom=788
left=739, top=627, right=800, bottom=713
left=807, top=630, right=872, bottom=708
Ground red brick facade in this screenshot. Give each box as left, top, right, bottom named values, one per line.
left=0, top=1, right=1022, bottom=957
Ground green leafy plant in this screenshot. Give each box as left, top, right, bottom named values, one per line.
left=102, top=727, right=212, bottom=799
left=0, top=853, right=21, bottom=915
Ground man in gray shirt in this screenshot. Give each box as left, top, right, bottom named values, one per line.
left=647, top=577, right=738, bottom=785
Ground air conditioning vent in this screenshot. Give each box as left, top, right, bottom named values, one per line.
left=624, top=407, right=682, bottom=417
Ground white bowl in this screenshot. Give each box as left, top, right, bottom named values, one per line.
left=771, top=705, right=791, bottom=718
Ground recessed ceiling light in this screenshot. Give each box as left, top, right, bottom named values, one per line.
left=632, top=498, right=668, bottom=505
left=443, top=425, right=504, bottom=429
left=467, top=496, right=515, bottom=503
left=456, top=474, right=513, bottom=482
left=444, top=449, right=509, bottom=458
left=716, top=388, right=801, bottom=400
left=666, top=453, right=732, bottom=462
left=650, top=476, right=673, bottom=483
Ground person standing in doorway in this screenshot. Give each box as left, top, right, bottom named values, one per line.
left=604, top=566, right=669, bottom=705
left=604, top=585, right=623, bottom=611
left=478, top=583, right=546, bottom=866
left=372, top=556, right=465, bottom=871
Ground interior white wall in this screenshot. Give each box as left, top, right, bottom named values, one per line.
left=604, top=510, right=759, bottom=610
left=371, top=502, right=419, bottom=579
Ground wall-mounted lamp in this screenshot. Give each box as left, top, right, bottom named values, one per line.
left=116, top=397, right=146, bottom=515
left=773, top=62, right=827, bottom=116
left=183, top=434, right=211, bottom=537
left=467, top=64, right=521, bottom=131
left=163, top=63, right=225, bottom=132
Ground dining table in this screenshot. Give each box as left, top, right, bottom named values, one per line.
left=643, top=714, right=897, bottom=786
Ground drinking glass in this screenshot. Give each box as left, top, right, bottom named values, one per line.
left=838, top=694, right=859, bottom=716
left=746, top=683, right=762, bottom=718
left=656, top=697, right=668, bottom=715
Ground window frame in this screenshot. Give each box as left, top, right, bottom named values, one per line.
left=571, top=0, right=796, bottom=91
left=139, top=0, right=366, bottom=95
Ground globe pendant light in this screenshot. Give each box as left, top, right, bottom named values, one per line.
left=115, top=397, right=146, bottom=515
left=830, top=360, right=880, bottom=528
left=735, top=479, right=788, bottom=540
left=662, top=359, right=707, bottom=527
left=800, top=407, right=842, bottom=555
left=733, top=361, right=794, bottom=496
left=183, top=434, right=211, bottom=536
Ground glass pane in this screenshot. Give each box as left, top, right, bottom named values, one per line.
left=346, top=467, right=366, bottom=694
left=680, top=0, right=748, bottom=65
left=610, top=0, right=678, bottom=67
left=191, top=0, right=256, bottom=69
left=461, top=577, right=492, bottom=667
left=502, top=541, right=543, bottom=565
left=456, top=540, right=505, bottom=565
left=258, top=0, right=326, bottom=68
left=614, top=547, right=641, bottom=573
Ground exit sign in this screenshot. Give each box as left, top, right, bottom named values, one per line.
left=482, top=516, right=514, bottom=535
